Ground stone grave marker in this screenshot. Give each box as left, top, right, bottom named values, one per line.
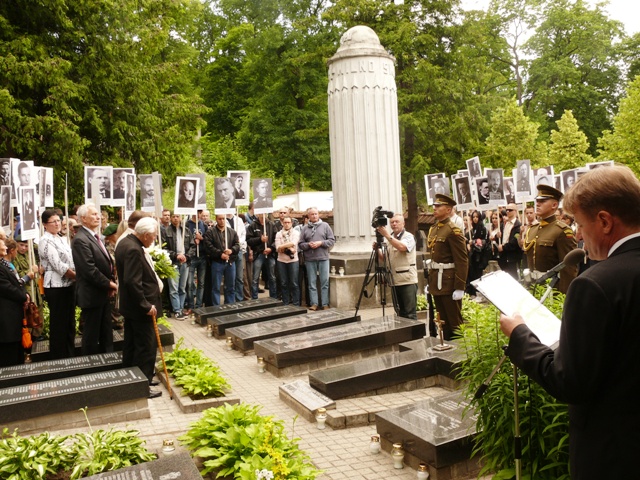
left=83, top=450, right=201, bottom=480
left=0, top=352, right=123, bottom=389
left=208, top=305, right=307, bottom=338
left=194, top=297, right=283, bottom=325
left=227, top=309, right=359, bottom=351
left=279, top=379, right=336, bottom=422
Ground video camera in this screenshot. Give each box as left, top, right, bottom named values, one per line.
left=371, top=206, right=394, bottom=229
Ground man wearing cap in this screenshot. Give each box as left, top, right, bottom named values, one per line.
left=522, top=185, right=577, bottom=293
left=374, top=214, right=418, bottom=320
left=497, top=203, right=522, bottom=279
left=426, top=194, right=468, bottom=339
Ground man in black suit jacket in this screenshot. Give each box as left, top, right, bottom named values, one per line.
left=500, top=165, right=640, bottom=479
left=72, top=204, right=117, bottom=355
left=497, top=203, right=522, bottom=279
left=115, top=217, right=163, bottom=398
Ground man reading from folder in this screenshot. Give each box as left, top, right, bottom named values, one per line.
left=500, top=165, right=640, bottom=480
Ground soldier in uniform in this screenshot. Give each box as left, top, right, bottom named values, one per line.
left=426, top=194, right=468, bottom=339
left=522, top=184, right=577, bottom=293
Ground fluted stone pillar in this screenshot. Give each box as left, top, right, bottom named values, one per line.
left=328, top=26, right=402, bottom=254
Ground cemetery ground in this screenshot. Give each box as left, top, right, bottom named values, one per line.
left=25, top=300, right=491, bottom=480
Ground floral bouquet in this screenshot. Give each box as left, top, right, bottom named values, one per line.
left=146, top=244, right=177, bottom=280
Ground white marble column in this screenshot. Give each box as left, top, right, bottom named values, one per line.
left=328, top=26, right=402, bottom=254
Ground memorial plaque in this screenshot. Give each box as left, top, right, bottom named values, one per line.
left=0, top=352, right=123, bottom=389
left=0, top=367, right=149, bottom=424
left=227, top=309, right=359, bottom=351
left=83, top=450, right=201, bottom=480
left=279, top=379, right=336, bottom=413
left=194, top=297, right=283, bottom=325
left=309, top=337, right=462, bottom=398
left=208, top=305, right=307, bottom=338
left=31, top=325, right=173, bottom=362
left=375, top=391, right=477, bottom=468
left=254, top=316, right=426, bottom=368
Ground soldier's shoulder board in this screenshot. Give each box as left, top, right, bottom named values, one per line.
left=563, top=228, right=574, bottom=238
left=452, top=227, right=463, bottom=236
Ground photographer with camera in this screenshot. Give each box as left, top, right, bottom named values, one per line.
left=275, top=215, right=301, bottom=306
left=374, top=213, right=418, bottom=319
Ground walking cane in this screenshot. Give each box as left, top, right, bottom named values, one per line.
left=152, top=312, right=173, bottom=400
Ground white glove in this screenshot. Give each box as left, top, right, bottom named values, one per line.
left=452, top=290, right=464, bottom=301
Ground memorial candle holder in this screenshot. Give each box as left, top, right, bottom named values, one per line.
left=338, top=267, right=345, bottom=276
left=416, top=463, right=429, bottom=479
left=330, top=265, right=336, bottom=275
left=206, top=324, right=213, bottom=337
left=369, top=434, right=381, bottom=454
left=391, top=443, right=405, bottom=469
left=226, top=336, right=233, bottom=350
left=162, top=439, right=175, bottom=454
left=257, top=357, right=266, bottom=373
left=315, top=407, right=327, bottom=429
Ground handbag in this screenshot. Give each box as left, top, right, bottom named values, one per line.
left=22, top=319, right=32, bottom=349
left=24, top=300, right=43, bottom=329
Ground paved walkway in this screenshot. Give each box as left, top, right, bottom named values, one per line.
left=53, top=305, right=487, bottom=480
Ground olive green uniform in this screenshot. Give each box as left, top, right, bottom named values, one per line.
left=427, top=219, right=468, bottom=338
left=523, top=215, right=577, bottom=294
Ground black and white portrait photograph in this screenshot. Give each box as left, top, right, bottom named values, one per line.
left=453, top=175, right=473, bottom=210
left=43, top=167, right=54, bottom=207
left=84, top=166, right=112, bottom=203
left=554, top=175, right=562, bottom=192
left=516, top=160, right=532, bottom=194
left=0, top=158, right=10, bottom=188
left=485, top=168, right=505, bottom=205
left=504, top=177, right=515, bottom=204
left=475, top=177, right=490, bottom=206
left=252, top=178, right=273, bottom=214
left=424, top=173, right=448, bottom=205
left=125, top=173, right=136, bottom=214
left=466, top=156, right=482, bottom=179
left=139, top=174, right=156, bottom=211
left=587, top=160, right=614, bottom=170
left=228, top=170, right=250, bottom=207
left=175, top=176, right=199, bottom=214
left=561, top=169, right=578, bottom=193
left=186, top=173, right=207, bottom=209
left=112, top=168, right=133, bottom=205
left=14, top=160, right=34, bottom=188
left=1, top=185, right=10, bottom=233
left=533, top=166, right=554, bottom=187
left=214, top=177, right=236, bottom=214
left=18, top=186, right=37, bottom=240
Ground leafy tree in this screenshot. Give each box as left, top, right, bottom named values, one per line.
left=0, top=0, right=207, bottom=206
left=483, top=100, right=547, bottom=169
left=598, top=76, right=640, bottom=172
left=523, top=0, right=624, bottom=155
left=548, top=109, right=593, bottom=171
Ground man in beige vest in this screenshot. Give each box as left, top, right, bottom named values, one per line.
left=375, top=214, right=418, bottom=319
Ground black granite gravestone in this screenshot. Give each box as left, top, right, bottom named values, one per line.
left=194, top=297, right=283, bottom=325
left=0, top=352, right=123, bottom=389
left=0, top=367, right=149, bottom=424
left=375, top=391, right=477, bottom=469
left=253, top=315, right=426, bottom=369
left=308, top=337, right=463, bottom=398
left=83, top=451, right=201, bottom=480
left=31, top=325, right=173, bottom=362
left=226, top=309, right=359, bottom=351
left=208, top=305, right=308, bottom=338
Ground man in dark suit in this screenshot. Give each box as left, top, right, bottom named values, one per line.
left=497, top=203, right=522, bottom=279
left=115, top=217, right=163, bottom=398
left=500, top=165, right=640, bottom=479
left=72, top=204, right=117, bottom=355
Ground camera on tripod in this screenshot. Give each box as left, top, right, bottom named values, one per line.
left=371, top=206, right=394, bottom=229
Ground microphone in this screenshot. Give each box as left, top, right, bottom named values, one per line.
left=534, top=249, right=586, bottom=285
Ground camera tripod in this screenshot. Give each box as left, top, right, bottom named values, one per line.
left=353, top=231, right=399, bottom=319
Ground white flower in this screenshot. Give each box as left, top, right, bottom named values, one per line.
left=255, top=469, right=274, bottom=480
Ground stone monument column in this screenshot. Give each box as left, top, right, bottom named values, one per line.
left=328, top=25, right=402, bottom=254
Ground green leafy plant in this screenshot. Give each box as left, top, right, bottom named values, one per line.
left=457, top=293, right=570, bottom=479
left=162, top=338, right=231, bottom=398
left=156, top=315, right=171, bottom=329
left=146, top=244, right=178, bottom=279
left=416, top=294, right=428, bottom=311
left=179, top=403, right=321, bottom=480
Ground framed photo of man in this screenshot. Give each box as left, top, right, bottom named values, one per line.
left=18, top=186, right=38, bottom=240
left=112, top=168, right=134, bottom=206
left=561, top=169, right=578, bottom=193
left=475, top=176, right=490, bottom=207
left=533, top=166, right=554, bottom=187
left=465, top=156, right=482, bottom=180
left=139, top=174, right=156, bottom=212
left=8, top=158, right=21, bottom=207
left=515, top=159, right=532, bottom=195
left=485, top=168, right=505, bottom=207
left=1, top=185, right=11, bottom=234
left=175, top=176, right=199, bottom=215
left=0, top=159, right=10, bottom=189
left=43, top=167, right=54, bottom=207
left=84, top=166, right=113, bottom=203
left=587, top=160, right=614, bottom=170
left=124, top=173, right=136, bottom=218
left=453, top=174, right=474, bottom=211
left=186, top=173, right=207, bottom=210
left=504, top=177, right=516, bottom=204
left=214, top=177, right=236, bottom=215
left=252, top=178, right=273, bottom=214
left=424, top=173, right=448, bottom=205
left=13, top=159, right=34, bottom=189
left=227, top=170, right=250, bottom=207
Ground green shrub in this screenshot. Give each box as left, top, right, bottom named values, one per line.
left=0, top=429, right=75, bottom=479
left=180, top=403, right=321, bottom=479
left=457, top=294, right=570, bottom=479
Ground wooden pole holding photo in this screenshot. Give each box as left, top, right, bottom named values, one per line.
left=263, top=213, right=267, bottom=250
left=64, top=174, right=70, bottom=244
left=27, top=239, right=35, bottom=299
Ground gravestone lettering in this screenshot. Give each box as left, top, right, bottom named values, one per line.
left=194, top=297, right=283, bottom=325
left=279, top=379, right=336, bottom=413
left=83, top=451, right=200, bottom=480
left=208, top=305, right=307, bottom=338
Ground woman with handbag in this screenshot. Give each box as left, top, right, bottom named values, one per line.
left=0, top=238, right=28, bottom=367
left=39, top=209, right=77, bottom=359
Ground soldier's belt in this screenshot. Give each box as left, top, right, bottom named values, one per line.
left=428, top=262, right=455, bottom=290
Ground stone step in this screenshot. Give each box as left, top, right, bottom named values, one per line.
left=208, top=305, right=307, bottom=339
left=193, top=297, right=283, bottom=325
left=226, top=309, right=360, bottom=352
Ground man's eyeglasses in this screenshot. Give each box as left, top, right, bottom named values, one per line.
left=46, top=219, right=61, bottom=224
